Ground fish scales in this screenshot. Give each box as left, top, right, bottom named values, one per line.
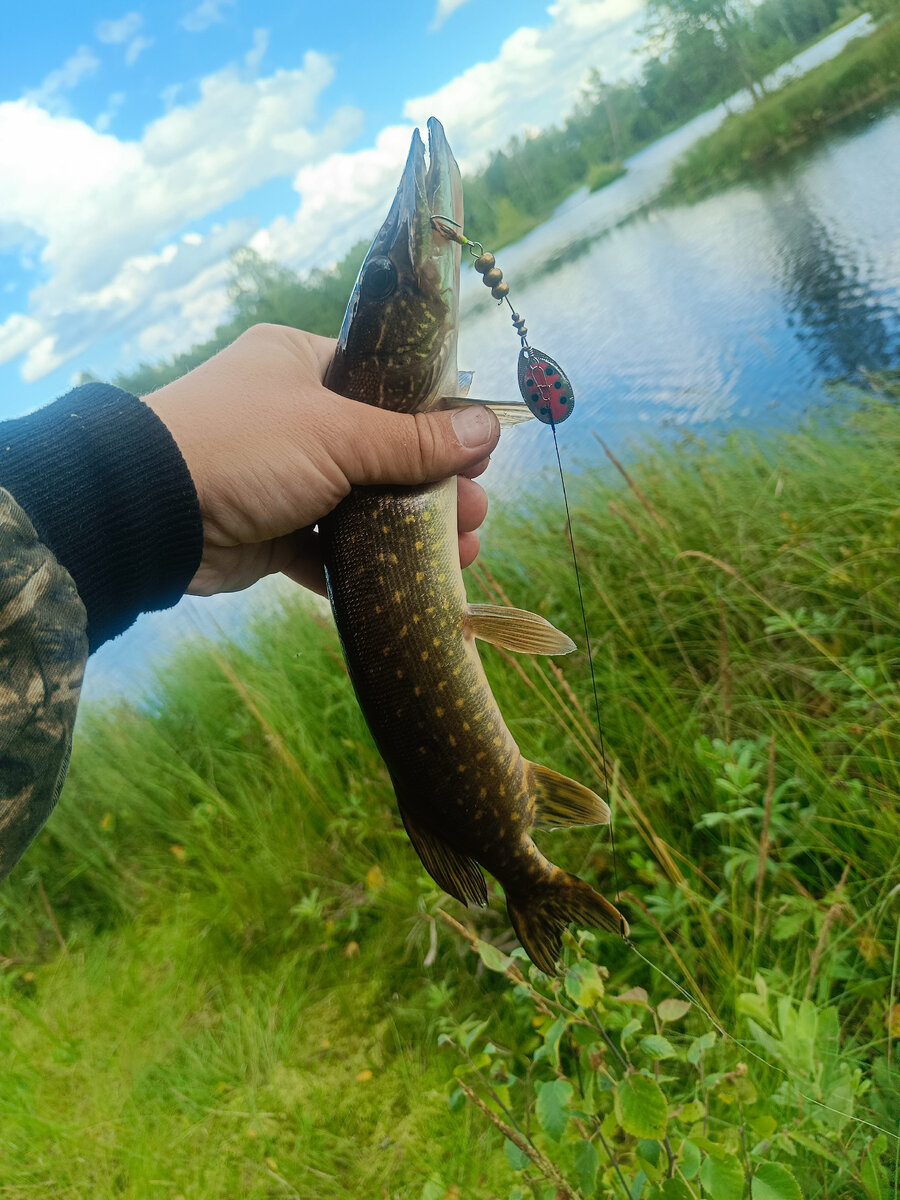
left=319, top=117, right=628, bottom=973
left=324, top=478, right=545, bottom=888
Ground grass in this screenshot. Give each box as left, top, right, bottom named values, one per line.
left=2, top=401, right=899, bottom=1196
left=660, top=14, right=900, bottom=202
left=587, top=162, right=627, bottom=193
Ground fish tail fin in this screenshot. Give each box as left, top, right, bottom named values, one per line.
left=507, top=870, right=628, bottom=975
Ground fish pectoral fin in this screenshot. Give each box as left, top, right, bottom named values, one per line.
left=399, top=805, right=488, bottom=908
left=531, top=761, right=610, bottom=829
left=441, top=396, right=536, bottom=428
left=465, top=604, right=575, bottom=656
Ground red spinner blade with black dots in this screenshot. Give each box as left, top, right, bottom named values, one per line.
left=517, top=348, right=575, bottom=425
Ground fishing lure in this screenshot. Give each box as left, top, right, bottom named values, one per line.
left=430, top=217, right=576, bottom=425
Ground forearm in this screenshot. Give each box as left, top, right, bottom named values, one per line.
left=0, top=382, right=203, bottom=652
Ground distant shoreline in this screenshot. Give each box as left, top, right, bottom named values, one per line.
left=657, top=14, right=900, bottom=203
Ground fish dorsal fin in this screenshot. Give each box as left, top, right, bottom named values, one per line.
left=441, top=396, right=536, bottom=428
left=398, top=804, right=488, bottom=907
left=465, top=603, right=575, bottom=656
left=457, top=370, right=474, bottom=396
left=530, top=761, right=610, bottom=829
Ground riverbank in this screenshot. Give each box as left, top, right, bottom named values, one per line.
left=2, top=402, right=897, bottom=1197
left=659, top=13, right=900, bottom=202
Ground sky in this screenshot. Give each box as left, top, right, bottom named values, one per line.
left=0, top=0, right=644, bottom=421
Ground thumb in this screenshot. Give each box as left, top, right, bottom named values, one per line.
left=334, top=398, right=501, bottom=487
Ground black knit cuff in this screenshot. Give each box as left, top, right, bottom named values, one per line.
left=0, top=383, right=203, bottom=652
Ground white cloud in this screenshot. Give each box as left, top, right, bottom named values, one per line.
left=24, top=46, right=101, bottom=112
left=181, top=0, right=236, bottom=33
left=125, top=36, right=155, bottom=66
left=430, top=0, right=473, bottom=32
left=406, top=0, right=643, bottom=168
left=0, top=44, right=362, bottom=380
left=245, top=28, right=269, bottom=73
left=95, top=12, right=143, bottom=44
left=96, top=91, right=126, bottom=132
left=0, top=313, right=45, bottom=366
left=252, top=124, right=415, bottom=273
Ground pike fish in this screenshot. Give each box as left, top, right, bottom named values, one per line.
left=321, top=117, right=628, bottom=973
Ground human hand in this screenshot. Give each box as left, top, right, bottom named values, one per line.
left=144, top=323, right=500, bottom=597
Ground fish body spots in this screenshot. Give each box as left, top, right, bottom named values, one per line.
left=394, top=590, right=402, bottom=603
left=432, top=637, right=441, bottom=647
left=405, top=514, right=415, bottom=524
left=435, top=707, right=444, bottom=718
left=415, top=540, right=424, bottom=550
left=421, top=650, right=429, bottom=662
left=422, top=512, right=433, bottom=522
left=416, top=572, right=424, bottom=582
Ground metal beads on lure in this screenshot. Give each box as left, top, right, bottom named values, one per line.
left=430, top=217, right=576, bottom=425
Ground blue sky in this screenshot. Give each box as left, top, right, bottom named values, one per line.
left=0, top=0, right=642, bottom=420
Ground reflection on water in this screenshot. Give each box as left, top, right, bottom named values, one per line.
left=465, top=103, right=900, bottom=496
left=769, top=187, right=898, bottom=379
left=85, top=76, right=900, bottom=700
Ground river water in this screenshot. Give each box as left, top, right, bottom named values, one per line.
left=85, top=23, right=900, bottom=700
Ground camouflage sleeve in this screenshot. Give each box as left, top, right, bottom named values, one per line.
left=0, top=486, right=88, bottom=882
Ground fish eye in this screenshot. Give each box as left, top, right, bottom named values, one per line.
left=361, top=256, right=397, bottom=300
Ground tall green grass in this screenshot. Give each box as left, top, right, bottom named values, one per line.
left=2, top=403, right=898, bottom=1196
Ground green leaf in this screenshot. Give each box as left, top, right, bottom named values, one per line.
left=534, top=1016, right=566, bottom=1069
left=687, top=1031, right=718, bottom=1063
left=535, top=1079, right=573, bottom=1142
left=641, top=1034, right=677, bottom=1060
left=699, top=1153, right=745, bottom=1200
left=447, top=1085, right=465, bottom=1113
left=476, top=940, right=512, bottom=973
left=638, top=1139, right=662, bottom=1166
left=615, top=1073, right=667, bottom=1139
left=659, top=1182, right=693, bottom=1200
left=504, top=1138, right=530, bottom=1171
left=860, top=1135, right=887, bottom=1200
left=565, top=961, right=605, bottom=1008
left=574, top=1139, right=598, bottom=1196
left=751, top=1162, right=803, bottom=1200
left=658, top=999, right=692, bottom=1023
left=681, top=1139, right=702, bottom=1179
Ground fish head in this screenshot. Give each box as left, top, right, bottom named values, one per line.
left=325, top=116, right=462, bottom=414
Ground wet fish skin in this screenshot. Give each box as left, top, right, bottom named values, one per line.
left=320, top=117, right=628, bottom=972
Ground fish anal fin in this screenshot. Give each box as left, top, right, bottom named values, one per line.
left=531, top=761, right=610, bottom=829
left=507, top=870, right=628, bottom=974
left=399, top=805, right=488, bottom=907
left=441, top=396, right=535, bottom=428
left=466, top=603, right=575, bottom=656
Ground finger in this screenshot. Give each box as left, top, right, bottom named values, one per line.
left=458, top=530, right=480, bottom=570
left=331, top=398, right=500, bottom=488
left=281, top=527, right=328, bottom=596
left=457, top=476, right=488, bottom=534
left=460, top=455, right=491, bottom=481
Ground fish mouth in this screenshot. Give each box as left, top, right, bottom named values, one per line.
left=375, top=116, right=462, bottom=316
left=328, top=117, right=463, bottom=411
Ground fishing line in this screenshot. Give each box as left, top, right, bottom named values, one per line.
left=625, top=936, right=900, bottom=1144
left=544, top=412, right=624, bottom=917
left=433, top=218, right=897, bottom=1148
left=429, top=215, right=626, bottom=916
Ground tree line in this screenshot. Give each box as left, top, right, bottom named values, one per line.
left=113, top=0, right=869, bottom=396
